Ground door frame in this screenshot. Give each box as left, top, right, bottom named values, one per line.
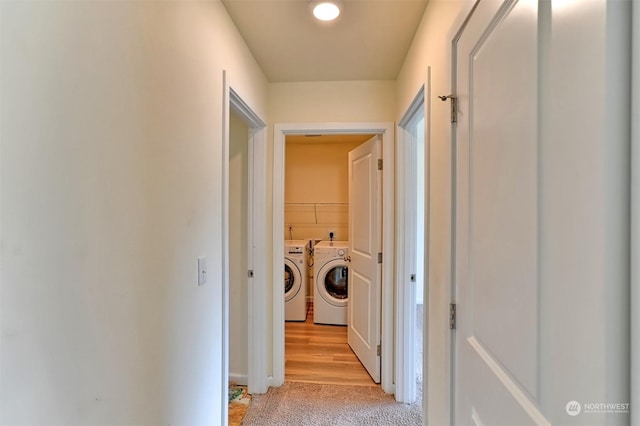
left=221, top=71, right=268, bottom=423
left=396, top=78, right=429, bottom=404
left=448, top=3, right=480, bottom=423
left=272, top=122, right=395, bottom=394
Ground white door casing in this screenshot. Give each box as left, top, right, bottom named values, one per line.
left=348, top=136, right=382, bottom=384
left=396, top=83, right=427, bottom=404
left=453, top=0, right=549, bottom=424
left=222, top=72, right=268, bottom=418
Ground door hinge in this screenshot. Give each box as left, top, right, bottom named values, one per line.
left=438, top=95, right=457, bottom=123
left=377, top=159, right=383, bottom=170
left=377, top=344, right=381, bottom=356
left=248, top=270, right=254, bottom=278
left=449, top=303, right=456, bottom=330
left=377, top=252, right=383, bottom=264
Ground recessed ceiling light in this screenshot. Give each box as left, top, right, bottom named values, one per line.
left=312, top=2, right=341, bottom=21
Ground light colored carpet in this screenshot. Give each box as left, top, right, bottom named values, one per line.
left=242, top=382, right=421, bottom=425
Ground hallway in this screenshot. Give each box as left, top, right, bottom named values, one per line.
left=2, top=1, right=636, bottom=424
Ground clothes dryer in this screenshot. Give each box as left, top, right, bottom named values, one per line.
left=285, top=240, right=309, bottom=321
left=313, top=241, right=349, bottom=325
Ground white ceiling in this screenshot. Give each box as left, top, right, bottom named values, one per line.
left=221, top=0, right=429, bottom=82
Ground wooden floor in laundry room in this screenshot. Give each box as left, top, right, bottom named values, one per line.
left=285, top=303, right=375, bottom=386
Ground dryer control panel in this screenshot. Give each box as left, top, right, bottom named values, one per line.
left=287, top=246, right=304, bottom=255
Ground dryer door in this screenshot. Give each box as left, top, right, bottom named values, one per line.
left=284, top=257, right=303, bottom=302
left=316, top=258, right=349, bottom=307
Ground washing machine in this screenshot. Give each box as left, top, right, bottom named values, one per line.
left=285, top=240, right=309, bottom=321
left=314, top=240, right=349, bottom=325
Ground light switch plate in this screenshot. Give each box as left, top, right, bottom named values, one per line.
left=197, top=257, right=207, bottom=286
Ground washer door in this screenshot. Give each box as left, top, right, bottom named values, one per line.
left=284, top=257, right=303, bottom=302
left=316, top=258, right=348, bottom=307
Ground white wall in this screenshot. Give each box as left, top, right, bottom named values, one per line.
left=396, top=1, right=475, bottom=423
left=0, top=1, right=267, bottom=424
left=229, top=112, right=249, bottom=384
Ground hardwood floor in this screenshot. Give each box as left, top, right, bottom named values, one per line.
left=285, top=303, right=375, bottom=386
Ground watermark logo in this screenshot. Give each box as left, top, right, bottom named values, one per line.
left=566, top=401, right=581, bottom=416
left=565, top=400, right=630, bottom=416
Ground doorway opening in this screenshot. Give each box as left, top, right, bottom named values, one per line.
left=283, top=133, right=375, bottom=386
left=397, top=85, right=427, bottom=409
left=221, top=71, right=267, bottom=424
left=273, top=122, right=395, bottom=394
left=229, top=109, right=250, bottom=389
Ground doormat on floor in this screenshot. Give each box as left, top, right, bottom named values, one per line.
left=229, top=383, right=251, bottom=426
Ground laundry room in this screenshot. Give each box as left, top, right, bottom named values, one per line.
left=284, top=134, right=372, bottom=309
left=283, top=133, right=376, bottom=385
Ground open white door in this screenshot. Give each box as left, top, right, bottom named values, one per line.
left=454, top=0, right=548, bottom=424
left=347, top=136, right=382, bottom=384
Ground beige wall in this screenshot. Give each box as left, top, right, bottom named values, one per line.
left=285, top=140, right=364, bottom=242
left=270, top=80, right=396, bottom=123
left=229, top=112, right=249, bottom=384
left=0, top=2, right=267, bottom=424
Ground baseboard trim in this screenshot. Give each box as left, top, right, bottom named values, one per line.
left=229, top=373, right=248, bottom=386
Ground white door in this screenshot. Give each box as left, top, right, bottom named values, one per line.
left=454, top=1, right=549, bottom=424
left=348, top=136, right=382, bottom=384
